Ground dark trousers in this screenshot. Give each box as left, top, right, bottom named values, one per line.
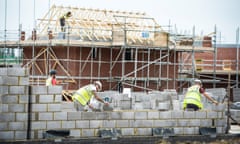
left=186, top=103, right=200, bottom=111
left=60, top=18, right=65, bottom=32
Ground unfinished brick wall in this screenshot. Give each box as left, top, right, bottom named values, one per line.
left=0, top=67, right=227, bottom=141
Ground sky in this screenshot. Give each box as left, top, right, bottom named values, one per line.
left=0, top=0, right=239, bottom=43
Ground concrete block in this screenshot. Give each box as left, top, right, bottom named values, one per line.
left=188, top=119, right=201, bottom=127
left=172, top=111, right=183, bottom=118
left=8, top=104, right=25, bottom=112
left=48, top=86, right=62, bottom=94
left=0, top=104, right=8, bottom=112
left=7, top=67, right=26, bottom=76
left=61, top=102, right=74, bottom=110
left=216, top=119, right=226, bottom=127
left=19, top=95, right=29, bottom=104
left=116, top=120, right=129, bottom=128
left=0, top=113, right=15, bottom=122
left=135, top=111, right=147, bottom=119
left=207, top=111, right=218, bottom=118
left=136, top=128, right=152, bottom=136
left=9, top=122, right=24, bottom=130
left=19, top=77, right=29, bottom=85
left=82, top=112, right=97, bottom=120
left=31, top=86, right=47, bottom=94
left=90, top=120, right=102, bottom=128
left=54, top=112, right=67, bottom=120
left=39, top=112, right=53, bottom=120
left=103, top=120, right=115, bottom=128
left=148, top=111, right=159, bottom=119
left=183, top=111, right=195, bottom=118
left=55, top=95, right=62, bottom=103
left=70, top=129, right=81, bottom=137
left=133, top=102, right=143, bottom=110
left=200, top=119, right=212, bottom=127
left=0, top=131, right=14, bottom=140
left=98, top=128, right=122, bottom=138
left=159, top=111, right=172, bottom=119
left=2, top=95, right=18, bottom=103
left=134, top=120, right=153, bottom=128
left=15, top=131, right=27, bottom=140
left=46, top=121, right=61, bottom=129
left=121, top=128, right=134, bottom=136
left=174, top=127, right=184, bottom=135
left=47, top=104, right=61, bottom=112
left=212, top=103, right=226, bottom=112
left=154, top=120, right=171, bottom=127
left=4, top=76, right=19, bottom=85
left=82, top=129, right=95, bottom=137
left=76, top=120, right=90, bottom=128
left=96, top=112, right=110, bottom=119
left=32, top=104, right=47, bottom=112
left=0, top=68, right=7, bottom=76
left=0, top=86, right=8, bottom=95
left=216, top=126, right=225, bottom=134
left=62, top=121, right=75, bottom=129
left=184, top=127, right=198, bottom=135
left=120, top=100, right=131, bottom=110
left=110, top=112, right=122, bottom=120
left=157, top=102, right=170, bottom=111
left=178, top=119, right=190, bottom=127
left=9, top=86, right=25, bottom=94
left=0, top=122, right=8, bottom=130
left=195, top=111, right=207, bottom=119
left=68, top=112, right=82, bottom=120
left=39, top=95, right=54, bottom=103
left=0, top=76, right=3, bottom=85
left=31, top=121, right=47, bottom=130
left=122, top=112, right=134, bottom=119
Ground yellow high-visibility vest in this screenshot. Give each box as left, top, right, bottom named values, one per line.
left=72, top=85, right=94, bottom=106
left=46, top=77, right=52, bottom=86
left=183, top=85, right=203, bottom=109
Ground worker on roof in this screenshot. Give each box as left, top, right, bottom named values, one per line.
left=60, top=11, right=72, bottom=32
left=71, top=81, right=109, bottom=111
left=46, top=69, right=60, bottom=86
left=183, top=79, right=218, bottom=111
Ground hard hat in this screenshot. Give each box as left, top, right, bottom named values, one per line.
left=94, top=81, right=102, bottom=90
left=49, top=70, right=56, bottom=75
left=194, top=79, right=202, bottom=84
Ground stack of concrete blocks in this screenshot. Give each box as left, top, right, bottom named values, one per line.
left=230, top=88, right=240, bottom=123
left=132, top=92, right=151, bottom=110
left=0, top=67, right=30, bottom=140
left=150, top=92, right=170, bottom=111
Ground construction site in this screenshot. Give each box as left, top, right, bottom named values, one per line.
left=0, top=2, right=240, bottom=144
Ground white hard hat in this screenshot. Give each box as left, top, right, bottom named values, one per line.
left=94, top=81, right=102, bottom=90
left=194, top=79, right=202, bottom=84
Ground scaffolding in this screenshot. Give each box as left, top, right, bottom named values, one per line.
left=0, top=4, right=239, bottom=92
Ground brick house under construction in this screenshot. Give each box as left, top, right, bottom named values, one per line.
left=0, top=5, right=239, bottom=93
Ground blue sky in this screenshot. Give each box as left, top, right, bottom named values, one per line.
left=0, top=0, right=239, bottom=43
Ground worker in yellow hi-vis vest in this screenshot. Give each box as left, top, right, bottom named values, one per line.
left=72, top=81, right=109, bottom=111
left=183, top=79, right=218, bottom=111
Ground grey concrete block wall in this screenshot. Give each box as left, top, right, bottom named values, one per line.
left=0, top=67, right=228, bottom=141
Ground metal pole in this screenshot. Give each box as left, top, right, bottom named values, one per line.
left=192, top=26, right=195, bottom=79
left=4, top=0, right=7, bottom=65
left=213, top=25, right=217, bottom=88
left=236, top=27, right=239, bottom=88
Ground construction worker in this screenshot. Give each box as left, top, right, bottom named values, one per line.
left=46, top=70, right=59, bottom=86
left=59, top=11, right=72, bottom=35
left=183, top=79, right=218, bottom=111
left=71, top=81, right=109, bottom=111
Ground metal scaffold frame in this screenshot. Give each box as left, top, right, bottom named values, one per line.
left=0, top=2, right=239, bottom=92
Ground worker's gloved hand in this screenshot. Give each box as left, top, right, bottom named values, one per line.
left=212, top=100, right=218, bottom=105
left=103, top=101, right=109, bottom=106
